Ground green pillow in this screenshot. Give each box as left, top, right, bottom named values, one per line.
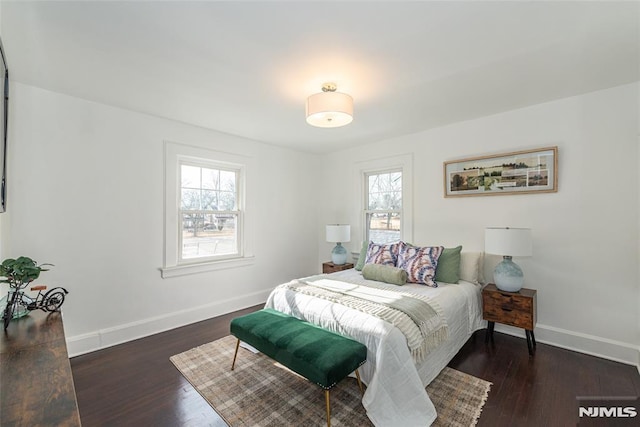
left=355, top=241, right=368, bottom=271
left=434, top=245, right=462, bottom=284
left=362, top=263, right=407, bottom=286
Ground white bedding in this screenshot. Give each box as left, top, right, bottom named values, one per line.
left=265, top=269, right=485, bottom=427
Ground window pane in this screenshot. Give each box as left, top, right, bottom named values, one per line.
left=181, top=165, right=201, bottom=188
left=201, top=190, right=218, bottom=210
left=180, top=163, right=237, bottom=212
left=218, top=191, right=236, bottom=210
left=201, top=167, right=219, bottom=190
left=367, top=212, right=401, bottom=244
left=181, top=213, right=238, bottom=259
left=181, top=189, right=201, bottom=210
left=220, top=170, right=236, bottom=193
left=367, top=172, right=402, bottom=210
left=368, top=191, right=402, bottom=210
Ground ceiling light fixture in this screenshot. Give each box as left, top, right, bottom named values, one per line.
left=305, top=83, right=353, bottom=128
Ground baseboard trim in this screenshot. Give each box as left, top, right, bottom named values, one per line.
left=494, top=323, right=639, bottom=367
left=68, top=296, right=640, bottom=370
left=66, top=288, right=271, bottom=357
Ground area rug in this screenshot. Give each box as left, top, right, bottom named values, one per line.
left=170, top=335, right=491, bottom=426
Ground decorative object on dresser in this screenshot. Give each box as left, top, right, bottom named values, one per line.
left=322, top=262, right=354, bottom=274
left=326, top=224, right=351, bottom=265
left=484, top=227, right=532, bottom=292
left=443, top=146, right=558, bottom=197
left=0, top=256, right=68, bottom=330
left=482, top=283, right=537, bottom=355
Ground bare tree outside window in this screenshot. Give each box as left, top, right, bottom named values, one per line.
left=179, top=163, right=240, bottom=261
left=365, top=171, right=402, bottom=243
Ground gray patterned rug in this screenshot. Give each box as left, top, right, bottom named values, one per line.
left=171, top=335, right=491, bottom=426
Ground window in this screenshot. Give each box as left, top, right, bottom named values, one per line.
left=365, top=170, right=402, bottom=244
left=179, top=162, right=240, bottom=262
left=162, top=141, right=252, bottom=278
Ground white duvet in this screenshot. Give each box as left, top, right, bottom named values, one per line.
left=265, top=269, right=485, bottom=427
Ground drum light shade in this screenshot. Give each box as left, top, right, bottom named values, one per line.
left=326, top=224, right=351, bottom=243
left=306, top=83, right=353, bottom=128
left=485, top=227, right=532, bottom=257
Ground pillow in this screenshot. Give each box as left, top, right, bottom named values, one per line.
left=364, top=241, right=401, bottom=266
left=397, top=242, right=444, bottom=287
left=362, top=263, right=407, bottom=286
left=459, top=251, right=483, bottom=284
left=434, top=246, right=462, bottom=284
left=355, top=241, right=368, bottom=271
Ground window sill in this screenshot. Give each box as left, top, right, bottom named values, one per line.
left=160, top=256, right=255, bottom=278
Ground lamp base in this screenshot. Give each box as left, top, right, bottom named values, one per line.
left=331, top=243, right=347, bottom=265
left=493, top=256, right=524, bottom=292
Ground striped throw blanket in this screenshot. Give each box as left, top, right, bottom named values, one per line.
left=280, top=277, right=448, bottom=362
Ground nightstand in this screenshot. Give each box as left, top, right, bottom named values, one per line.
left=482, top=283, right=537, bottom=355
left=322, top=262, right=354, bottom=274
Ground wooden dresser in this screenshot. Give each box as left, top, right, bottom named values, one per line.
left=0, top=310, right=81, bottom=426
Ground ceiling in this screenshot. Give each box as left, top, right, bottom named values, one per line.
left=2, top=1, right=638, bottom=154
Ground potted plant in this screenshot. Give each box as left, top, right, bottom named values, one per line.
left=1, top=256, right=66, bottom=329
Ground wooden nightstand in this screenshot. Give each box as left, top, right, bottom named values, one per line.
left=322, top=262, right=354, bottom=274
left=482, top=283, right=537, bottom=355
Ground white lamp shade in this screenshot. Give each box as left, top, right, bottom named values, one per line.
left=485, top=227, right=532, bottom=257
left=306, top=91, right=353, bottom=128
left=326, top=224, right=351, bottom=243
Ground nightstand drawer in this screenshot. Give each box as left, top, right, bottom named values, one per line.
left=483, top=291, right=533, bottom=312
left=483, top=303, right=534, bottom=329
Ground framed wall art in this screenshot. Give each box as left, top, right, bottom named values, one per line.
left=444, top=146, right=557, bottom=197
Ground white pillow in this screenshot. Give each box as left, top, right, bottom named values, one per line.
left=459, top=251, right=483, bottom=284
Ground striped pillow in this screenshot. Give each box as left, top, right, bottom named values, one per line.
left=397, top=243, right=444, bottom=287
left=364, top=241, right=401, bottom=266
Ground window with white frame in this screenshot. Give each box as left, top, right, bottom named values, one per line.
left=364, top=169, right=402, bottom=244
left=162, top=141, right=252, bottom=278
left=179, top=161, right=241, bottom=262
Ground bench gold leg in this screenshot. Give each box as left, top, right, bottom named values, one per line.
left=355, top=369, right=364, bottom=396
left=325, top=389, right=331, bottom=427
left=231, top=339, right=240, bottom=371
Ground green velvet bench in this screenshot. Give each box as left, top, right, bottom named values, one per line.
left=230, top=308, right=367, bottom=427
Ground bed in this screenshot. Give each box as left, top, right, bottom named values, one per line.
left=264, top=253, right=486, bottom=426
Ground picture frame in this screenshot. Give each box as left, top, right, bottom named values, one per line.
left=444, top=146, right=557, bottom=197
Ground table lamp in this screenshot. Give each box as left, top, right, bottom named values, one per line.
left=485, top=227, right=532, bottom=292
left=326, top=224, right=351, bottom=265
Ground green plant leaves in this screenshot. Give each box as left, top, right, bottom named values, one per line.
left=0, top=256, right=53, bottom=288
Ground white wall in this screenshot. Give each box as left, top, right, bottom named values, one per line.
left=3, top=79, right=638, bottom=367
left=318, top=83, right=640, bottom=366
left=4, top=82, right=319, bottom=355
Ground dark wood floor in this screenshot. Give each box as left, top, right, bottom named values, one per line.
left=71, top=306, right=640, bottom=427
